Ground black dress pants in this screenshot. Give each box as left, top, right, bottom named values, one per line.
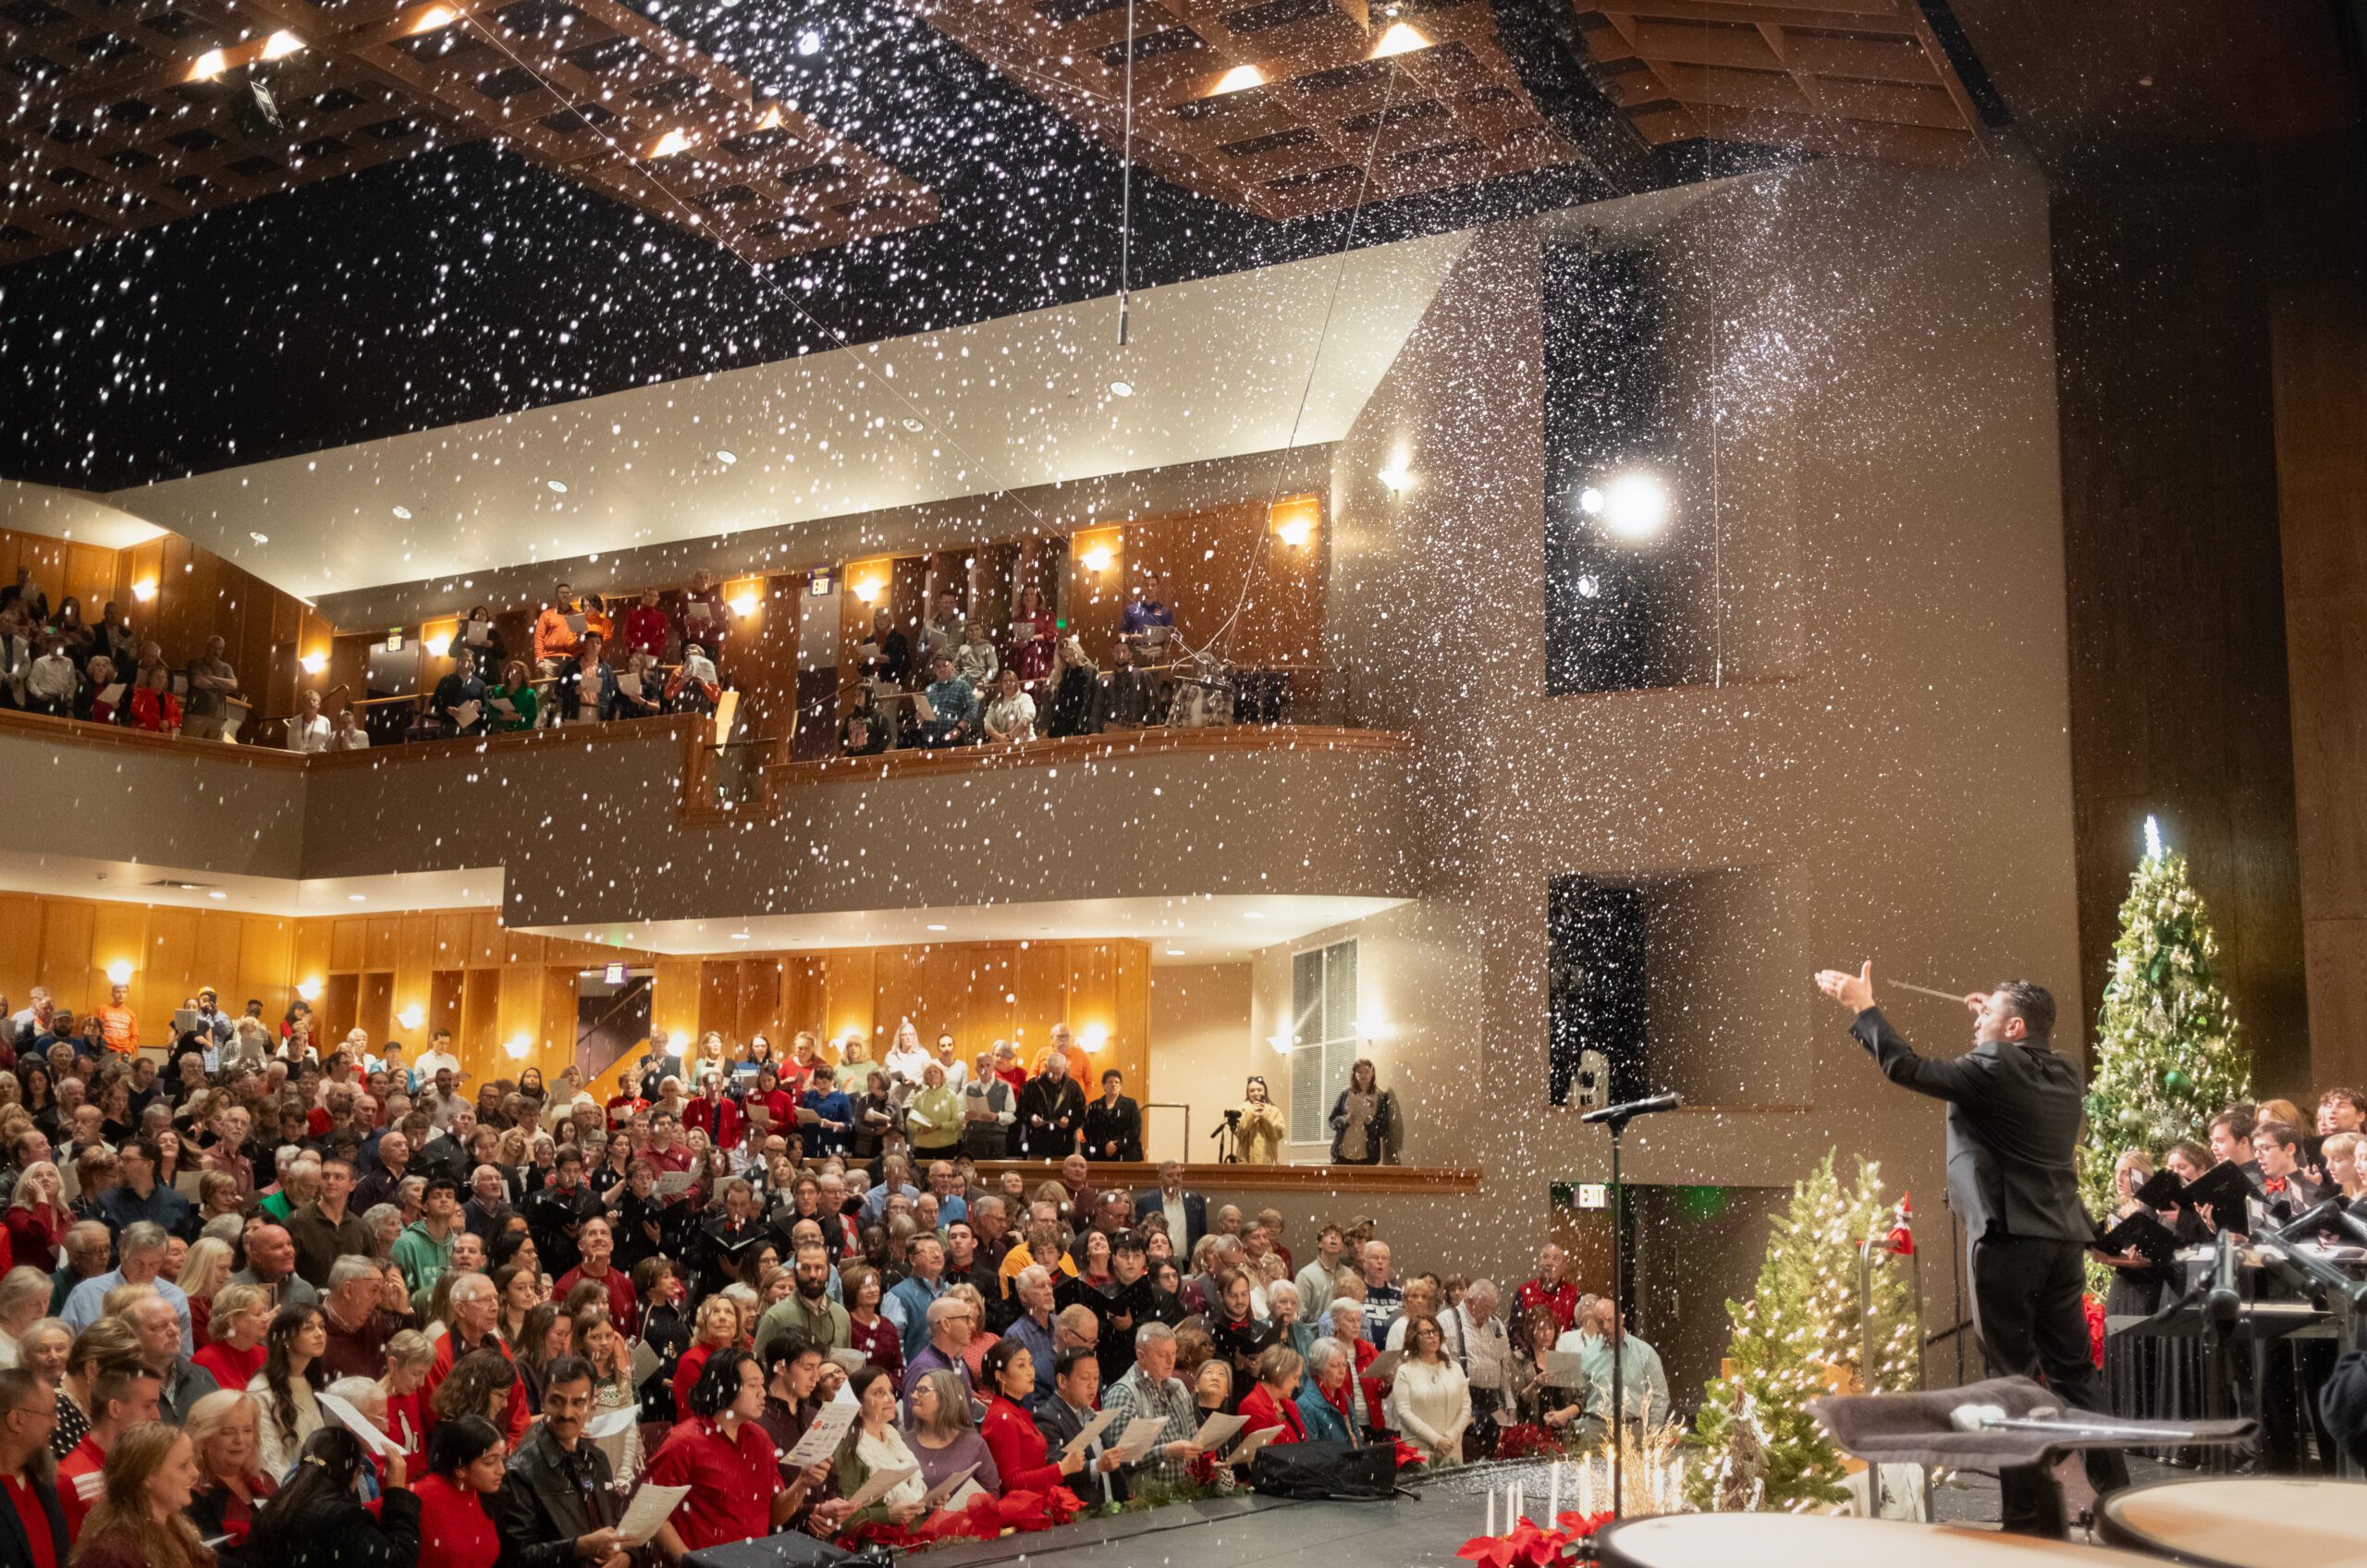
left=1970, top=1234, right=2131, bottom=1534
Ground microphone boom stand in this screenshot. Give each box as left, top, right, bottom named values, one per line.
left=1580, top=1090, right=1680, bottom=1518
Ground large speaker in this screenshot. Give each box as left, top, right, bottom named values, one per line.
left=1547, top=876, right=1650, bottom=1109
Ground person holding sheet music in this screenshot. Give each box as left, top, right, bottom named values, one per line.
left=533, top=584, right=583, bottom=676
left=489, top=1355, right=631, bottom=1568
left=978, top=1341, right=1087, bottom=1497
left=830, top=1364, right=928, bottom=1531
left=430, top=649, right=489, bottom=738
left=489, top=661, right=537, bottom=733
left=448, top=606, right=509, bottom=672
left=611, top=651, right=664, bottom=720
left=645, top=1349, right=791, bottom=1556
left=554, top=636, right=617, bottom=725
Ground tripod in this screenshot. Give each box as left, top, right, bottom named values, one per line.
left=1579, top=1090, right=1679, bottom=1519
left=1209, top=1112, right=1241, bottom=1163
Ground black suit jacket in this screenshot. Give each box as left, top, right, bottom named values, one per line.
left=0, top=1461, right=66, bottom=1568
left=1131, top=1189, right=1207, bottom=1253
left=493, top=1421, right=620, bottom=1568
left=1851, top=1007, right=2091, bottom=1244
left=1034, top=1395, right=1126, bottom=1503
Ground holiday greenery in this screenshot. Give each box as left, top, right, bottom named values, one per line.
left=2077, top=817, right=2251, bottom=1267
left=1687, top=1152, right=1919, bottom=1512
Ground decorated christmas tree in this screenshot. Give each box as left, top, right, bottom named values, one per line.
left=1687, top=1152, right=1919, bottom=1512
left=2077, top=816, right=2251, bottom=1247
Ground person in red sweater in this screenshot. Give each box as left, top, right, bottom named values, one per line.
left=646, top=1350, right=793, bottom=1557
left=1513, top=1243, right=1578, bottom=1339
left=57, top=1362, right=158, bottom=1538
left=422, top=1273, right=530, bottom=1445
left=684, top=1072, right=742, bottom=1157
left=977, top=1341, right=1087, bottom=1497
left=619, top=588, right=672, bottom=660
left=191, top=1283, right=271, bottom=1393
left=671, top=1295, right=742, bottom=1418
left=412, top=1415, right=508, bottom=1568
left=1236, top=1344, right=1308, bottom=1446
left=553, top=1218, right=640, bottom=1339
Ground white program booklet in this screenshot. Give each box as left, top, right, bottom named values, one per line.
left=618, top=1483, right=693, bottom=1546
left=841, top=1464, right=917, bottom=1513
left=784, top=1401, right=856, bottom=1466
left=1109, top=1415, right=1168, bottom=1461
left=1188, top=1412, right=1247, bottom=1453
left=1059, top=1406, right=1120, bottom=1461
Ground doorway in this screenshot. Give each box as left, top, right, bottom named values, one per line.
left=576, top=969, right=654, bottom=1084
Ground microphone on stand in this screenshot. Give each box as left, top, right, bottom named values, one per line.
left=1581, top=1092, right=1681, bottom=1125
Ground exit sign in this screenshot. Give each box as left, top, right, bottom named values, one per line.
left=1550, top=1181, right=1612, bottom=1212
left=603, top=962, right=627, bottom=985
left=1576, top=1182, right=1609, bottom=1210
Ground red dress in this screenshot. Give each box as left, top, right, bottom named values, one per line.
left=1005, top=609, right=1056, bottom=683
left=673, top=1341, right=716, bottom=1416
left=413, top=1473, right=501, bottom=1568
left=847, top=1314, right=902, bottom=1380
left=684, top=1095, right=742, bottom=1151
left=194, top=1339, right=266, bottom=1392
left=980, top=1394, right=1063, bottom=1495
left=4, top=1203, right=61, bottom=1272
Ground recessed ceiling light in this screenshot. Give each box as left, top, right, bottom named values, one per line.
left=1242, top=911, right=1266, bottom=920
left=714, top=449, right=738, bottom=465
left=901, top=418, right=926, bottom=433
left=1167, top=948, right=1185, bottom=957
left=796, top=28, right=823, bottom=55
left=1371, top=20, right=1429, bottom=56
left=208, top=890, right=227, bottom=900
left=926, top=924, right=948, bottom=932
left=546, top=480, right=569, bottom=494
left=348, top=893, right=366, bottom=902
left=1211, top=64, right=1264, bottom=94
left=1109, top=380, right=1134, bottom=398
left=391, top=506, right=411, bottom=520
left=249, top=532, right=269, bottom=545
left=730, top=931, right=752, bottom=940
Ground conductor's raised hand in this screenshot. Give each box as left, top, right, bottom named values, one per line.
left=1813, top=961, right=1875, bottom=1014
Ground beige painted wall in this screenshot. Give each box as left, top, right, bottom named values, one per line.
left=1146, top=963, right=1256, bottom=1164
left=1283, top=158, right=2073, bottom=1376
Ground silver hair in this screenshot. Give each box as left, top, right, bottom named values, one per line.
left=1134, top=1320, right=1177, bottom=1351
left=1304, top=1337, right=1347, bottom=1377
left=327, top=1255, right=381, bottom=1292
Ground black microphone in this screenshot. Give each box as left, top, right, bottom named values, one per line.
left=2275, top=1198, right=2367, bottom=1248
left=1581, top=1092, right=1680, bottom=1125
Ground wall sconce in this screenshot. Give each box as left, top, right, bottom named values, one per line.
left=104, top=960, right=133, bottom=985
left=397, top=1006, right=424, bottom=1032
left=852, top=579, right=882, bottom=605
left=296, top=978, right=321, bottom=1002
left=1273, top=514, right=1314, bottom=548
left=506, top=1033, right=533, bottom=1060
left=1378, top=463, right=1411, bottom=496
left=1371, top=20, right=1429, bottom=56
left=1081, top=545, right=1113, bottom=573
left=1267, top=1033, right=1293, bottom=1056
left=729, top=591, right=760, bottom=618
left=130, top=580, right=156, bottom=603
left=1079, top=1023, right=1109, bottom=1053
left=300, top=652, right=327, bottom=676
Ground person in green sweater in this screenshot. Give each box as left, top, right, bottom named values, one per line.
left=904, top=1063, right=965, bottom=1161
left=490, top=660, right=538, bottom=732
left=390, top=1176, right=462, bottom=1297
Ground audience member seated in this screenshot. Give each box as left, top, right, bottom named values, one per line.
left=918, top=655, right=979, bottom=749
left=1097, top=641, right=1160, bottom=729
left=904, top=1366, right=998, bottom=1504
left=833, top=1363, right=927, bottom=1531
left=612, top=652, right=665, bottom=721
left=1045, top=637, right=1099, bottom=738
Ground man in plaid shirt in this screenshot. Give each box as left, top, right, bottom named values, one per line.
left=1101, top=1322, right=1200, bottom=1488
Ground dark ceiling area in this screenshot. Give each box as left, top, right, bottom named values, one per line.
left=0, top=0, right=1748, bottom=493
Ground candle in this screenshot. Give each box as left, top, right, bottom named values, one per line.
left=1514, top=1483, right=1523, bottom=1526
left=1549, top=1460, right=1561, bottom=1525
left=1579, top=1455, right=1593, bottom=1517
left=1488, top=1487, right=1497, bottom=1537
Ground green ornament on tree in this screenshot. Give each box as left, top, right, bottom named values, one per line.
left=2160, top=1067, right=2189, bottom=1092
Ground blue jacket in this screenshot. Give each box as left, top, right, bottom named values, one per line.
left=1296, top=1382, right=1354, bottom=1443
left=884, top=1272, right=948, bottom=1359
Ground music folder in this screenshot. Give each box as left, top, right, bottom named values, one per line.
left=2095, top=1210, right=2180, bottom=1269
left=2136, top=1161, right=2253, bottom=1234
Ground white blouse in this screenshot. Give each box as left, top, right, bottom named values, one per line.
left=1386, top=1356, right=1471, bottom=1464
left=287, top=713, right=332, bottom=753
left=853, top=1425, right=928, bottom=1510
left=984, top=692, right=1036, bottom=742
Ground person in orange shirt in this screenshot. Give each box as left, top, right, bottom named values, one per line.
left=532, top=582, right=582, bottom=674
left=1026, top=1023, right=1090, bottom=1083
left=96, top=985, right=139, bottom=1056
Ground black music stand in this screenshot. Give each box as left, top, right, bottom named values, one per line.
left=1579, top=1090, right=1679, bottom=1519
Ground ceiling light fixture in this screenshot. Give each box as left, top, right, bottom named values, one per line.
left=349, top=893, right=367, bottom=902
left=185, top=48, right=227, bottom=81
left=730, top=930, right=752, bottom=940
left=753, top=105, right=783, bottom=131
left=926, top=923, right=948, bottom=932
left=648, top=127, right=696, bottom=158
left=1167, top=948, right=1185, bottom=957
left=714, top=448, right=738, bottom=465
left=1242, top=910, right=1266, bottom=920
left=1211, top=63, right=1264, bottom=93
left=249, top=531, right=269, bottom=545
left=260, top=28, right=304, bottom=59
left=796, top=29, right=823, bottom=55
left=1598, top=469, right=1674, bottom=542
left=1109, top=379, right=1134, bottom=398
left=392, top=505, right=412, bottom=519
left=546, top=479, right=569, bottom=494
left=208, top=889, right=227, bottom=900
left=901, top=417, right=926, bottom=433
left=407, top=4, right=457, bottom=33
left=1371, top=20, right=1429, bottom=56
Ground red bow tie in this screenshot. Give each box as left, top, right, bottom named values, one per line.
left=2264, top=1177, right=2287, bottom=1195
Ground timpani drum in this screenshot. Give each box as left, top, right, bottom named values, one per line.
left=1596, top=1513, right=2168, bottom=1568
left=2095, top=1477, right=2367, bottom=1568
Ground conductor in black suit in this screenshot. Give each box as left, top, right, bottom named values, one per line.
left=1815, top=962, right=2128, bottom=1535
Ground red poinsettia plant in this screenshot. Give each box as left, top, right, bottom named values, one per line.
left=1457, top=1509, right=1616, bottom=1568
left=2083, top=1293, right=2106, bottom=1368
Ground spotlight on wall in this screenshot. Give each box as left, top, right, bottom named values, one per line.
left=130, top=580, right=156, bottom=603
left=1377, top=462, right=1411, bottom=496
left=1597, top=469, right=1673, bottom=542
left=296, top=978, right=321, bottom=1002
left=852, top=579, right=882, bottom=605
left=505, top=1034, right=533, bottom=1060
left=300, top=652, right=327, bottom=676
left=1080, top=1024, right=1108, bottom=1053
left=397, top=1006, right=424, bottom=1031
left=104, top=960, right=133, bottom=985
left=1274, top=514, right=1313, bottom=547
left=1081, top=545, right=1113, bottom=573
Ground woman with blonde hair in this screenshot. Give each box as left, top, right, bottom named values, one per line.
left=4, top=1159, right=67, bottom=1271
left=193, top=1282, right=273, bottom=1394
left=668, top=1293, right=741, bottom=1416
left=0, top=1267, right=49, bottom=1369
left=946, top=1283, right=997, bottom=1381
left=59, top=1317, right=141, bottom=1459
left=176, top=1235, right=235, bottom=1346
left=70, top=1420, right=214, bottom=1568
left=183, top=1389, right=277, bottom=1550
left=2324, top=1131, right=2366, bottom=1201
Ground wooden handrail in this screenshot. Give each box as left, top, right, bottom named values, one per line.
left=767, top=723, right=1410, bottom=789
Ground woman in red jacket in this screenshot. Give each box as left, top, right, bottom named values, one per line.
left=1236, top=1344, right=1308, bottom=1445
left=977, top=1341, right=1087, bottom=1496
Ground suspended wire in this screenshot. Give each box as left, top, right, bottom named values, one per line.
left=1116, top=0, right=1136, bottom=347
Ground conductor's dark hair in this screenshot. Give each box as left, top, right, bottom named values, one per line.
left=1993, top=981, right=2055, bottom=1040
left=687, top=1348, right=755, bottom=1418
